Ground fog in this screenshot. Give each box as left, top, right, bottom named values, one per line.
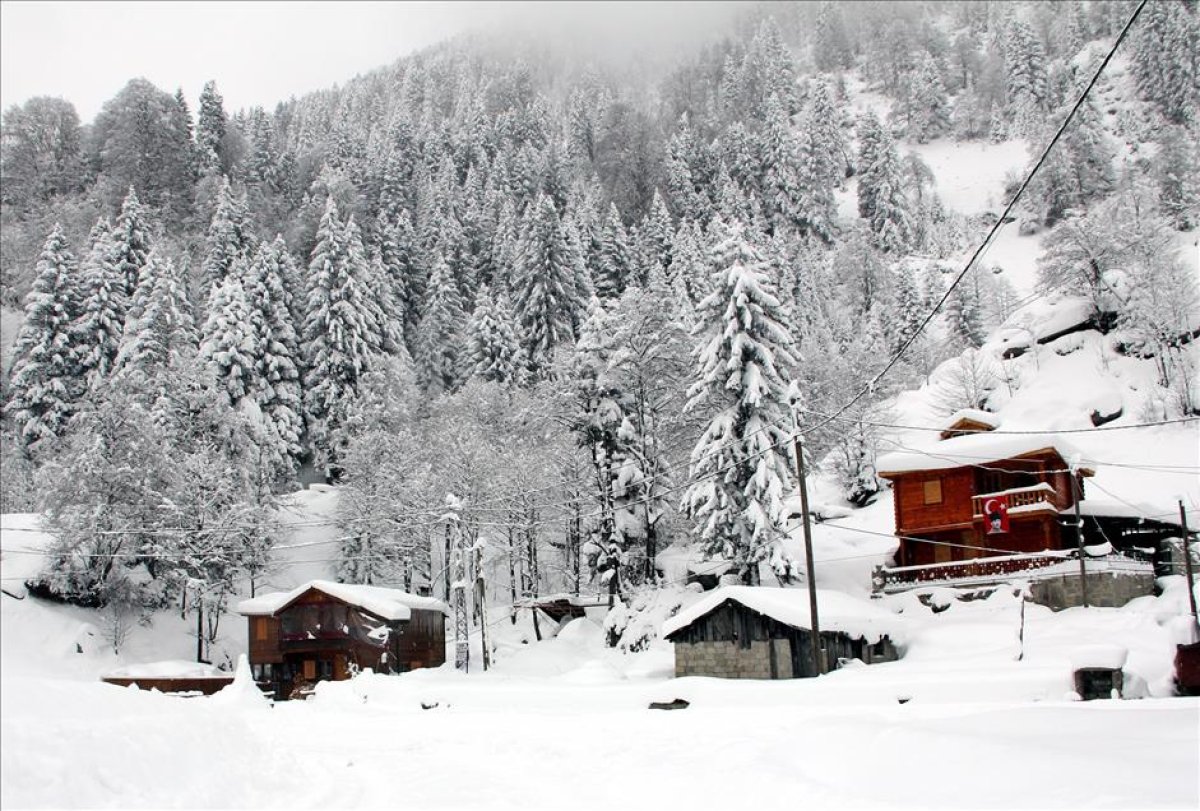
left=1, top=1, right=747, bottom=124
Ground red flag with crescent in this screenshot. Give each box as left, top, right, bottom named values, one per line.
left=984, top=496, right=1010, bottom=534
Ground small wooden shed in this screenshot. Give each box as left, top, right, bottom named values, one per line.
left=662, top=586, right=901, bottom=679
left=238, top=580, right=449, bottom=699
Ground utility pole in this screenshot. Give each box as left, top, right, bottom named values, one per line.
left=446, top=494, right=469, bottom=673
left=474, top=539, right=490, bottom=671
left=792, top=433, right=823, bottom=677
left=1071, top=470, right=1089, bottom=608
left=1179, top=500, right=1199, bottom=637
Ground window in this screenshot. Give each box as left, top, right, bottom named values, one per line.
left=303, top=659, right=316, bottom=680
left=254, top=618, right=268, bottom=641
left=923, top=478, right=943, bottom=505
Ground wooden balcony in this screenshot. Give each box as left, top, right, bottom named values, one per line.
left=873, top=551, right=1070, bottom=593
left=972, top=483, right=1059, bottom=519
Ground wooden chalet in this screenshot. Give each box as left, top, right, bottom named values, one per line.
left=238, top=580, right=448, bottom=699
left=662, top=586, right=901, bottom=679
left=874, top=416, right=1181, bottom=592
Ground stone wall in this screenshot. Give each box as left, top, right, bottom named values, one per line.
left=1029, top=570, right=1155, bottom=610
left=674, top=638, right=794, bottom=679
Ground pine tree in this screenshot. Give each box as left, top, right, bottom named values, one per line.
left=945, top=279, right=985, bottom=349
left=465, top=285, right=522, bottom=385
left=74, top=218, right=127, bottom=389
left=303, top=198, right=384, bottom=462
left=641, top=191, right=675, bottom=277
left=196, top=80, right=226, bottom=176
left=1157, top=125, right=1199, bottom=231
left=201, top=176, right=254, bottom=296
left=856, top=112, right=886, bottom=221
left=804, top=80, right=848, bottom=190
left=114, top=250, right=197, bottom=378
left=862, top=130, right=916, bottom=253
left=758, top=94, right=806, bottom=237
left=110, top=187, right=153, bottom=299
left=813, top=1, right=853, bottom=72
left=596, top=203, right=634, bottom=301
left=244, top=236, right=306, bottom=467
left=907, top=52, right=952, bottom=143
left=683, top=219, right=796, bottom=582
left=515, top=195, right=579, bottom=377
left=1133, top=1, right=1199, bottom=125
left=415, top=252, right=466, bottom=393
left=1005, top=18, right=1048, bottom=134
left=6, top=225, right=85, bottom=449
left=199, top=273, right=259, bottom=405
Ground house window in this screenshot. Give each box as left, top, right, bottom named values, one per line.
left=303, top=659, right=316, bottom=680
left=923, top=478, right=943, bottom=505
left=254, top=618, right=268, bottom=641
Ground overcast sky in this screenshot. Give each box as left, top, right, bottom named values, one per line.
left=1, top=1, right=742, bottom=124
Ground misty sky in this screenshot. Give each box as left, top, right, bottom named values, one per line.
left=1, top=1, right=742, bottom=124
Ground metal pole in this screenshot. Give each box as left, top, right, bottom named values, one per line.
left=1179, top=500, right=1199, bottom=636
left=1071, top=471, right=1088, bottom=608
left=792, top=434, right=823, bottom=676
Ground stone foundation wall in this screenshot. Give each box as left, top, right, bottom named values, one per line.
left=674, top=639, right=795, bottom=679
left=1029, top=570, right=1155, bottom=610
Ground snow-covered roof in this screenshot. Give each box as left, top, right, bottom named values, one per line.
left=1076, top=498, right=1184, bottom=527
left=877, top=432, right=1094, bottom=477
left=237, top=580, right=449, bottom=621
left=943, top=409, right=1000, bottom=430
left=661, top=586, right=902, bottom=643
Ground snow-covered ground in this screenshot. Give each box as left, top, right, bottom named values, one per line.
left=5, top=493, right=1200, bottom=810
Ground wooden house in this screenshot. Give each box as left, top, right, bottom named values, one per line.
left=873, top=417, right=1180, bottom=593
left=237, top=580, right=449, bottom=699
left=662, top=586, right=901, bottom=679
left=873, top=416, right=1097, bottom=588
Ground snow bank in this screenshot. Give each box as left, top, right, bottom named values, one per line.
left=105, top=660, right=224, bottom=679
left=209, top=654, right=269, bottom=708
left=661, top=586, right=902, bottom=643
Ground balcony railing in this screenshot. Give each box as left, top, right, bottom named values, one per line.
left=872, top=550, right=1071, bottom=593
left=972, top=483, right=1058, bottom=518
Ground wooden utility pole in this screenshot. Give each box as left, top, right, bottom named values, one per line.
left=1071, top=471, right=1089, bottom=608
left=1179, top=500, right=1199, bottom=636
left=791, top=434, right=823, bottom=677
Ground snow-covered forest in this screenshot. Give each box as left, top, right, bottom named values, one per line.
left=1, top=0, right=1197, bottom=655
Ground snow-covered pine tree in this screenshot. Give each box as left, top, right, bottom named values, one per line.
left=243, top=236, right=305, bottom=468
left=110, top=186, right=153, bottom=299
left=596, top=203, right=634, bottom=301
left=803, top=80, right=848, bottom=190
left=682, top=218, right=796, bottom=584
left=515, top=194, right=579, bottom=378
left=813, top=0, right=853, bottom=72
left=1157, top=125, right=1199, bottom=231
left=945, top=277, right=985, bottom=349
left=200, top=176, right=254, bottom=296
left=74, top=218, right=127, bottom=389
left=1005, top=18, right=1048, bottom=136
left=855, top=112, right=886, bottom=221
left=199, top=272, right=259, bottom=406
left=196, top=80, right=226, bottom=176
left=906, top=52, right=952, bottom=143
left=6, top=225, right=85, bottom=450
left=465, top=285, right=522, bottom=385
left=114, top=250, right=197, bottom=378
left=640, top=191, right=675, bottom=278
left=1133, top=1, right=1198, bottom=125
left=863, top=133, right=916, bottom=254
left=302, top=197, right=384, bottom=463
left=415, top=251, right=466, bottom=394
left=758, top=94, right=806, bottom=237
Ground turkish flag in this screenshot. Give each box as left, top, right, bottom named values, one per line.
left=984, top=496, right=1010, bottom=534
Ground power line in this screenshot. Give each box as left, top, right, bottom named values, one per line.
left=801, top=0, right=1149, bottom=438
left=800, top=408, right=1199, bottom=436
